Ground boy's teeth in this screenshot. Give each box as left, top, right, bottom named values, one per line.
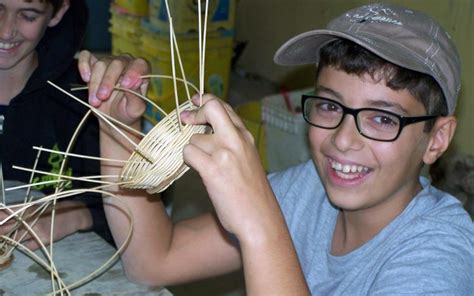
left=331, top=160, right=368, bottom=174
left=343, top=165, right=351, bottom=173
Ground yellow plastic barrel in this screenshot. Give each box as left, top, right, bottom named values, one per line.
left=115, top=0, right=149, bottom=16
left=235, top=101, right=268, bottom=171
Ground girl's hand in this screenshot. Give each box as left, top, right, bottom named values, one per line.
left=77, top=50, right=150, bottom=126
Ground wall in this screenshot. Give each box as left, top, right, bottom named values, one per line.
left=235, top=0, right=473, bottom=155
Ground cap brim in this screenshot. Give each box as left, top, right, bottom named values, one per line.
left=274, top=29, right=434, bottom=77
left=274, top=30, right=337, bottom=65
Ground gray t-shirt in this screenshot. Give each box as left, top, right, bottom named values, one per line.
left=269, top=160, right=474, bottom=295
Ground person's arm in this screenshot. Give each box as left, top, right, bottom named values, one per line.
left=73, top=194, right=114, bottom=245
left=78, top=50, right=243, bottom=286
left=181, top=94, right=310, bottom=294
left=0, top=200, right=92, bottom=250
left=79, top=51, right=309, bottom=293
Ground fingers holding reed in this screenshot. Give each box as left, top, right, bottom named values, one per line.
left=181, top=93, right=259, bottom=182
left=182, top=94, right=251, bottom=140
left=77, top=50, right=150, bottom=108
left=181, top=95, right=268, bottom=235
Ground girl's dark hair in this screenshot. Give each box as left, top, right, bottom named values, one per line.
left=48, top=0, right=64, bottom=15
left=316, top=39, right=447, bottom=131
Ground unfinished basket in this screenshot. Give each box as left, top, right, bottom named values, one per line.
left=120, top=100, right=210, bottom=194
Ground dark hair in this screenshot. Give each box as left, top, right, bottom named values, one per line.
left=316, top=39, right=447, bottom=131
left=48, top=0, right=64, bottom=15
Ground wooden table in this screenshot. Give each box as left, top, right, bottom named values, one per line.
left=0, top=231, right=172, bottom=295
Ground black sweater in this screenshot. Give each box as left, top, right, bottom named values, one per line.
left=0, top=0, right=112, bottom=244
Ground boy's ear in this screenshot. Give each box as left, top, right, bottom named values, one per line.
left=48, top=0, right=71, bottom=28
left=423, top=116, right=457, bottom=165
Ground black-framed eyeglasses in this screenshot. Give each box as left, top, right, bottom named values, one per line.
left=301, top=94, right=438, bottom=142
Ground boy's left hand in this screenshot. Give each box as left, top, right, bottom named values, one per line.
left=181, top=94, right=278, bottom=242
left=77, top=50, right=150, bottom=127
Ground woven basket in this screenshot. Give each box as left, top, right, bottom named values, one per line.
left=120, top=100, right=210, bottom=193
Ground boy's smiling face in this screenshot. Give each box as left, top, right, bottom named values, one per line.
left=310, top=66, right=432, bottom=215
left=0, top=0, right=66, bottom=71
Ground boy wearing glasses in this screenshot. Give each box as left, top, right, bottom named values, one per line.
left=99, top=3, right=473, bottom=294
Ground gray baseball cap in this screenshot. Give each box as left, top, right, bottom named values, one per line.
left=274, top=3, right=461, bottom=114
